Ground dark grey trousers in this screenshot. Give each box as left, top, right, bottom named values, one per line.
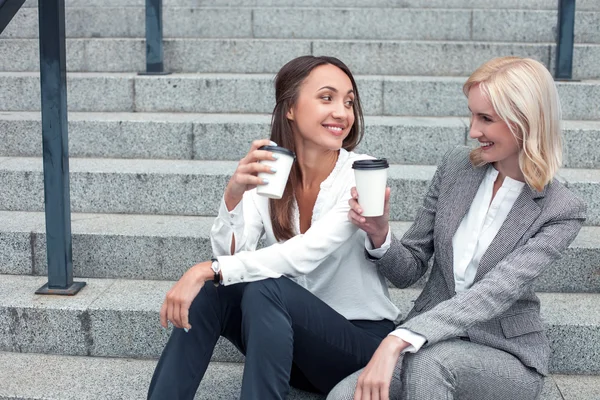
left=327, top=338, right=544, bottom=400
left=147, top=276, right=394, bottom=400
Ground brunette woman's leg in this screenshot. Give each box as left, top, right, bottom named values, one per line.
left=147, top=281, right=247, bottom=400
left=238, top=277, right=393, bottom=399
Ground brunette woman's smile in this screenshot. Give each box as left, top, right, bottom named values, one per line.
left=323, top=123, right=347, bottom=136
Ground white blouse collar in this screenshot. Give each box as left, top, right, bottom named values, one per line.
left=487, top=165, right=526, bottom=191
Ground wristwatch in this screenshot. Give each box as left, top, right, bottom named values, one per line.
left=211, top=258, right=221, bottom=287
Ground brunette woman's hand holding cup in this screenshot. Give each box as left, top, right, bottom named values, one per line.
left=348, top=186, right=391, bottom=249
left=224, top=139, right=278, bottom=211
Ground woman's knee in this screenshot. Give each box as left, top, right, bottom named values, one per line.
left=189, top=280, right=245, bottom=321
left=399, top=341, right=460, bottom=398
left=403, top=341, right=458, bottom=375
left=240, top=277, right=284, bottom=312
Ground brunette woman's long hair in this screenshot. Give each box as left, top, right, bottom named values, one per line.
left=269, top=56, right=364, bottom=241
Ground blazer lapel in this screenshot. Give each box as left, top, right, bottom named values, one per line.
left=474, top=185, right=544, bottom=282
left=438, top=164, right=488, bottom=293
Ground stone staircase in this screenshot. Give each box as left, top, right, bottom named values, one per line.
left=1, top=0, right=599, bottom=399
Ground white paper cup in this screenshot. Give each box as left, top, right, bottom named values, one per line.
left=352, top=159, right=389, bottom=217
left=256, top=145, right=296, bottom=199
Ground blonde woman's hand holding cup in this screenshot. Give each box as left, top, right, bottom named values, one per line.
left=224, top=139, right=278, bottom=211
left=348, top=186, right=391, bottom=249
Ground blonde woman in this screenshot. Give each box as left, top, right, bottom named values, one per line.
left=328, top=57, right=587, bottom=399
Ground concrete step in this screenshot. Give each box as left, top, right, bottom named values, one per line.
left=2, top=38, right=599, bottom=80
left=3, top=352, right=597, bottom=400
left=2, top=211, right=598, bottom=293
left=1, top=72, right=599, bottom=120
left=1, top=156, right=599, bottom=224
left=0, top=112, right=468, bottom=165
left=0, top=274, right=598, bottom=374
left=19, top=0, right=600, bottom=11
left=3, top=7, right=599, bottom=43
left=0, top=353, right=321, bottom=400
left=2, top=112, right=600, bottom=169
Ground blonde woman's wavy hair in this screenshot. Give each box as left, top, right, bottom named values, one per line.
left=463, top=56, right=562, bottom=191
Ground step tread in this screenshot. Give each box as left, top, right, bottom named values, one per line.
left=2, top=210, right=599, bottom=248
left=0, top=274, right=597, bottom=322
left=4, top=37, right=600, bottom=45
left=10, top=5, right=600, bottom=10
left=2, top=71, right=600, bottom=83
left=3, top=111, right=600, bottom=129
left=0, top=351, right=599, bottom=400
left=0, top=110, right=469, bottom=125
left=2, top=156, right=600, bottom=181
left=1, top=210, right=598, bottom=293
left=1, top=156, right=598, bottom=226
left=0, top=274, right=597, bottom=373
left=18, top=0, right=600, bottom=11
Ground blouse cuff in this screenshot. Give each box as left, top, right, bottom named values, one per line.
left=388, top=328, right=427, bottom=353
left=216, top=254, right=246, bottom=286
left=365, top=228, right=392, bottom=259
left=218, top=195, right=245, bottom=229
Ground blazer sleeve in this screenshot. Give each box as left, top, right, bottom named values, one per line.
left=373, top=149, right=450, bottom=288
left=399, top=199, right=586, bottom=346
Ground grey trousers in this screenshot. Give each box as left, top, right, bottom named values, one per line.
left=327, top=338, right=544, bottom=400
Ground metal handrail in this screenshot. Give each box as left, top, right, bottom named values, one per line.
left=33, top=0, right=169, bottom=293
left=141, top=0, right=169, bottom=75
left=35, top=0, right=85, bottom=295
left=0, top=0, right=26, bottom=34
left=555, top=0, right=576, bottom=80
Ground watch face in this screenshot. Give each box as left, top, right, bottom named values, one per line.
left=211, top=261, right=219, bottom=273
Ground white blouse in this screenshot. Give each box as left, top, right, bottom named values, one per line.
left=210, top=149, right=401, bottom=323
left=452, top=167, right=525, bottom=292
left=369, top=166, right=525, bottom=352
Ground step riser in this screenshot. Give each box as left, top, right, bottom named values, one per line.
left=0, top=352, right=586, bottom=400
left=3, top=8, right=600, bottom=43
left=19, top=0, right=600, bottom=11
left=2, top=228, right=598, bottom=293
left=3, top=212, right=598, bottom=292
left=1, top=117, right=465, bottom=164
left=0, top=117, right=198, bottom=161
left=2, top=39, right=600, bottom=80
left=2, top=75, right=600, bottom=120
left=3, top=117, right=600, bottom=169
left=0, top=279, right=597, bottom=374
left=1, top=163, right=598, bottom=224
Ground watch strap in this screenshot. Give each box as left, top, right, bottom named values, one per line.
left=211, top=258, right=220, bottom=287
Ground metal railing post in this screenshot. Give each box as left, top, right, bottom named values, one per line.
left=141, top=0, right=169, bottom=75
left=35, top=0, right=85, bottom=295
left=555, top=0, right=576, bottom=80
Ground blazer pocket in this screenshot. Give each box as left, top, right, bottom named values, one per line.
left=500, top=311, right=545, bottom=338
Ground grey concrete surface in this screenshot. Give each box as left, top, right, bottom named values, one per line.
left=0, top=276, right=599, bottom=374
left=1, top=157, right=598, bottom=223
left=17, top=0, right=600, bottom=10
left=1, top=212, right=598, bottom=292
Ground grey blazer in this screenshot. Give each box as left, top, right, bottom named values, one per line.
left=374, top=146, right=586, bottom=375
